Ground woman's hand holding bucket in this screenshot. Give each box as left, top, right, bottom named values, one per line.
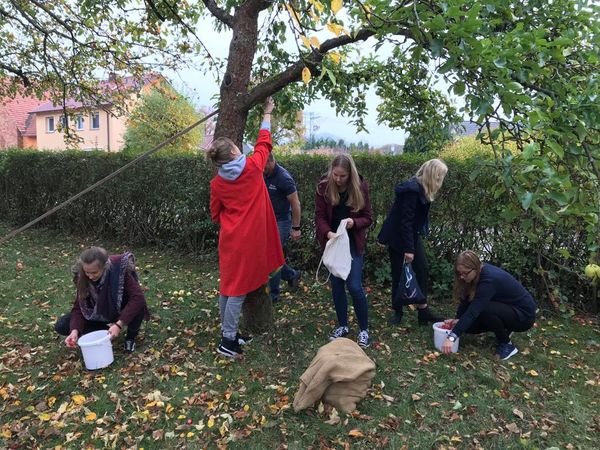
left=108, top=322, right=122, bottom=339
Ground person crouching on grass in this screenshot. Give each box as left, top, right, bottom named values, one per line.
left=207, top=97, right=284, bottom=359
left=55, top=246, right=149, bottom=353
left=441, top=250, right=536, bottom=360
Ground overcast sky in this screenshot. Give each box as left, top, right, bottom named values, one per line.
left=162, top=20, right=414, bottom=147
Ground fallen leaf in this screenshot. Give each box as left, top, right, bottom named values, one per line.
left=72, top=394, right=86, bottom=405
left=527, top=369, right=539, bottom=377
left=506, top=422, right=521, bottom=433
left=348, top=429, right=364, bottom=438
left=513, top=408, right=524, bottom=419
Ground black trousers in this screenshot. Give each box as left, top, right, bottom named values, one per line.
left=462, top=301, right=535, bottom=344
left=389, top=236, right=428, bottom=312
left=54, top=310, right=144, bottom=340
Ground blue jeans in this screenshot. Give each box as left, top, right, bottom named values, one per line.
left=329, top=245, right=369, bottom=331
left=269, top=219, right=299, bottom=300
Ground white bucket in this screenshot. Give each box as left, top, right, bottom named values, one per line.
left=433, top=322, right=459, bottom=353
left=78, top=330, right=114, bottom=370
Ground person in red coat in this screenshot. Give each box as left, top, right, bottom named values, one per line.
left=208, top=97, right=284, bottom=358
left=315, top=154, right=374, bottom=348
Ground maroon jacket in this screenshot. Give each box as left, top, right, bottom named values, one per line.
left=315, top=176, right=373, bottom=256
left=69, top=268, right=148, bottom=334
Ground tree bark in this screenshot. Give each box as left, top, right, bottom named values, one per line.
left=212, top=1, right=276, bottom=332
left=213, top=2, right=263, bottom=148
left=240, top=285, right=274, bottom=334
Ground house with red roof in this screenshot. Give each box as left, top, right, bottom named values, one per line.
left=0, top=93, right=46, bottom=149
left=0, top=74, right=164, bottom=151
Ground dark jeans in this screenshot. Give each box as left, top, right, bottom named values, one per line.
left=330, top=245, right=369, bottom=331
left=269, top=218, right=299, bottom=300
left=389, top=236, right=428, bottom=311
left=462, top=301, right=535, bottom=344
left=54, top=310, right=145, bottom=340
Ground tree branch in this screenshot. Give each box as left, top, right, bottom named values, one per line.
left=202, top=0, right=234, bottom=28
left=0, top=63, right=31, bottom=87
left=242, top=28, right=380, bottom=110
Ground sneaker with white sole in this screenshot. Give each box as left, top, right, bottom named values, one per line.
left=217, top=337, right=244, bottom=358
left=357, top=330, right=370, bottom=348
left=495, top=342, right=518, bottom=361
left=329, top=326, right=349, bottom=341
left=123, top=339, right=136, bottom=353
left=236, top=333, right=253, bottom=345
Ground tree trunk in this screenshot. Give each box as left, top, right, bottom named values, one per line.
left=213, top=2, right=275, bottom=332
left=213, top=3, right=261, bottom=148
left=240, top=285, right=274, bottom=334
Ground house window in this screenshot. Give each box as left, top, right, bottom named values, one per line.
left=91, top=112, right=100, bottom=130
left=46, top=116, right=55, bottom=133
left=76, top=115, right=85, bottom=130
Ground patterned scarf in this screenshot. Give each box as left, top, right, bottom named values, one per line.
left=79, top=252, right=135, bottom=322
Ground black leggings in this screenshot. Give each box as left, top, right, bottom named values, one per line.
left=54, top=311, right=144, bottom=340
left=462, top=301, right=534, bottom=344
left=389, top=237, right=428, bottom=311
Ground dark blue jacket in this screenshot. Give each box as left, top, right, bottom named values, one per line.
left=452, top=263, right=537, bottom=337
left=377, top=177, right=430, bottom=254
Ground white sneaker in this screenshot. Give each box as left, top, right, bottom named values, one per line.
left=329, top=326, right=349, bottom=341
left=357, top=330, right=369, bottom=348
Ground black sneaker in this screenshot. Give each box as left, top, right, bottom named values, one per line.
left=495, top=342, right=519, bottom=361
left=123, top=339, right=136, bottom=353
left=288, top=271, right=302, bottom=290
left=388, top=311, right=403, bottom=326
left=217, top=337, right=243, bottom=358
left=236, top=333, right=253, bottom=345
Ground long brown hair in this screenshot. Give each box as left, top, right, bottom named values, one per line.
left=452, top=250, right=482, bottom=303
left=323, top=154, right=364, bottom=212
left=415, top=158, right=448, bottom=201
left=75, top=247, right=109, bottom=300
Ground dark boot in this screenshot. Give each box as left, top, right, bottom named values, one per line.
left=388, top=309, right=403, bottom=326
left=417, top=306, right=443, bottom=325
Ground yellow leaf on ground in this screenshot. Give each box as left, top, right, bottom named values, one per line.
left=71, top=394, right=85, bottom=406
left=348, top=429, right=364, bottom=438
left=207, top=417, right=215, bottom=428
left=331, top=0, right=343, bottom=15
left=302, top=67, right=311, bottom=85
left=39, top=413, right=51, bottom=421
left=85, top=412, right=97, bottom=421
left=527, top=369, right=539, bottom=377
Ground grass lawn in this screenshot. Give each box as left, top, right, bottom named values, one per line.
left=0, top=224, right=599, bottom=449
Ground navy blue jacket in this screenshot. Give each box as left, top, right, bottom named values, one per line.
left=452, top=263, right=537, bottom=337
left=377, top=177, right=430, bottom=254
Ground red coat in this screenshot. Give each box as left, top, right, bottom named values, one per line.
left=210, top=130, right=284, bottom=296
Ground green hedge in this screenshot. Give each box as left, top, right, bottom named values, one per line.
left=0, top=147, right=593, bottom=310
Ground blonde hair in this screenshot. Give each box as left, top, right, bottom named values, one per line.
left=323, top=154, right=364, bottom=212
left=75, top=247, right=109, bottom=301
left=416, top=158, right=448, bottom=201
left=206, top=137, right=237, bottom=167
left=452, top=250, right=482, bottom=303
